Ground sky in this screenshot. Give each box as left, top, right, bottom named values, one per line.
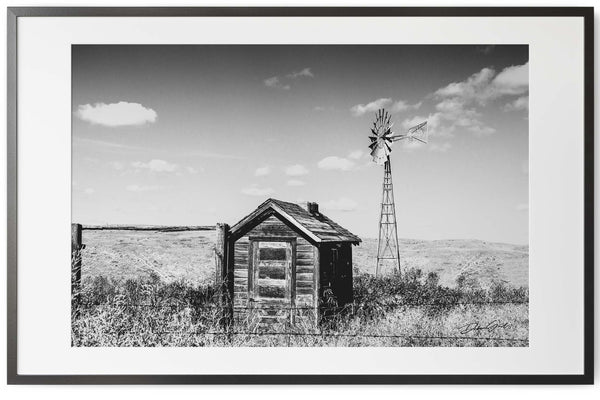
left=72, top=45, right=529, bottom=244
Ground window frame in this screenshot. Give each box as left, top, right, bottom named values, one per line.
left=248, top=236, right=297, bottom=304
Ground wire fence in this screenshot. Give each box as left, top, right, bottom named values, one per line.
left=76, top=301, right=528, bottom=308
left=89, top=329, right=528, bottom=343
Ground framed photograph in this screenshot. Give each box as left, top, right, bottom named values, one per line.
left=7, top=7, right=594, bottom=384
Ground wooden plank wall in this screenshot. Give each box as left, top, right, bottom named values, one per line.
left=232, top=215, right=317, bottom=328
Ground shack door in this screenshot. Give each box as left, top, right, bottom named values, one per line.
left=249, top=240, right=295, bottom=330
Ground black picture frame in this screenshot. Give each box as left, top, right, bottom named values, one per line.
left=6, top=6, right=594, bottom=385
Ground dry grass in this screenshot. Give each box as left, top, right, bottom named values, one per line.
left=73, top=229, right=529, bottom=347
left=355, top=238, right=528, bottom=289
left=72, top=266, right=528, bottom=347
left=81, top=230, right=216, bottom=283
left=81, top=230, right=528, bottom=289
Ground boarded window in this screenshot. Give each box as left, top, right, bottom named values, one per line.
left=255, top=241, right=291, bottom=299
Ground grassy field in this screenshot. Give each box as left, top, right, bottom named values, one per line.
left=80, top=230, right=528, bottom=288
left=74, top=229, right=529, bottom=347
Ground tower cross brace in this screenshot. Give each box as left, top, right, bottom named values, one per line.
left=376, top=159, right=401, bottom=276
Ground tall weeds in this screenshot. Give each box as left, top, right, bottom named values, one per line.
left=72, top=268, right=528, bottom=347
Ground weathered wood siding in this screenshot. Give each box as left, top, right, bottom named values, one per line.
left=232, top=215, right=317, bottom=328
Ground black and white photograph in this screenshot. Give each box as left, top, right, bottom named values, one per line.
left=69, top=44, right=530, bottom=347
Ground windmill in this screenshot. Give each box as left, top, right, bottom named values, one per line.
left=369, top=109, right=428, bottom=276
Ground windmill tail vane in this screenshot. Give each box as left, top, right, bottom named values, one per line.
left=368, top=108, right=428, bottom=276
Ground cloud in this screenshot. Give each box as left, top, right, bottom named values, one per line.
left=317, top=156, right=355, bottom=171
left=121, top=159, right=199, bottom=175
left=435, top=62, right=528, bottom=105
left=417, top=62, right=528, bottom=138
left=435, top=67, right=497, bottom=102
left=504, top=96, right=529, bottom=111
left=391, top=100, right=422, bottom=113
left=493, top=63, right=529, bottom=95
left=75, top=101, right=157, bottom=127
left=285, top=164, right=309, bottom=176
left=348, top=150, right=364, bottom=160
left=322, top=197, right=358, bottom=212
left=287, top=67, right=314, bottom=79
left=254, top=166, right=271, bottom=177
left=351, top=98, right=421, bottom=116
left=84, top=188, right=95, bottom=195
left=126, top=184, right=161, bottom=192
left=264, top=76, right=290, bottom=90
left=350, top=98, right=392, bottom=116
left=286, top=179, right=305, bottom=186
left=241, top=185, right=274, bottom=196
left=477, top=45, right=495, bottom=55
left=264, top=67, right=314, bottom=90
left=132, top=159, right=178, bottom=173
left=515, top=203, right=529, bottom=211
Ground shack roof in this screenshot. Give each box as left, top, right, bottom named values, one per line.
left=229, top=198, right=361, bottom=244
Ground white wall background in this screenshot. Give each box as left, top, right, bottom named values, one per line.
left=1, top=0, right=598, bottom=398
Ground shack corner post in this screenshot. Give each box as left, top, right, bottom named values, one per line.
left=215, top=222, right=233, bottom=329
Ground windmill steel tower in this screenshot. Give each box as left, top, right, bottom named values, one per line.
left=369, top=109, right=428, bottom=276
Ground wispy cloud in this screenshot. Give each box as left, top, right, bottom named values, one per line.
left=286, top=179, right=306, bottom=186
left=317, top=156, right=355, bottom=171
left=287, top=67, right=314, bottom=79
left=130, top=159, right=200, bottom=175
left=254, top=166, right=271, bottom=177
left=351, top=98, right=421, bottom=117
left=477, top=45, right=495, bottom=55
left=434, top=62, right=528, bottom=105
left=75, top=101, right=157, bottom=127
left=126, top=184, right=162, bottom=192
left=264, top=76, right=290, bottom=90
left=350, top=98, right=392, bottom=116
left=285, top=164, right=309, bottom=176
left=75, top=137, right=148, bottom=152
left=241, top=184, right=274, bottom=196
left=322, top=197, right=358, bottom=212
left=391, top=100, right=422, bottom=113
left=132, top=159, right=178, bottom=173
left=75, top=137, right=243, bottom=160
left=264, top=67, right=314, bottom=90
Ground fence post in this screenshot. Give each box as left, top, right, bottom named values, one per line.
left=215, top=223, right=233, bottom=330
left=215, top=223, right=228, bottom=289
left=71, top=223, right=83, bottom=306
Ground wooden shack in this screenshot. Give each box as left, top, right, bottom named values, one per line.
left=218, top=198, right=361, bottom=330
